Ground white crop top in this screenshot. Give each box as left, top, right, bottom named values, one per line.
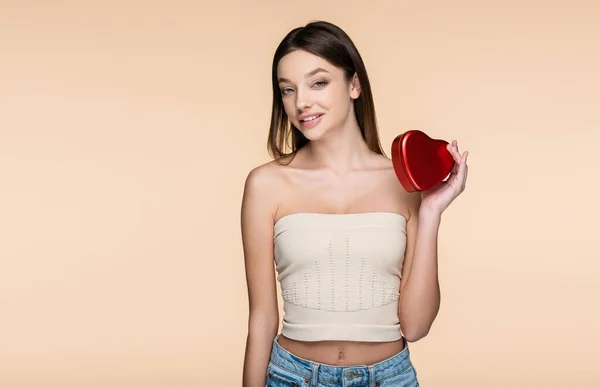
left=273, top=212, right=407, bottom=342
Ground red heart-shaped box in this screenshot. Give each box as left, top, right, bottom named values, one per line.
left=391, top=130, right=455, bottom=192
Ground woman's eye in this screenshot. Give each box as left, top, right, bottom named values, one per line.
left=281, top=82, right=326, bottom=95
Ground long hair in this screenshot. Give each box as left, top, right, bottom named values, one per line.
left=267, top=21, right=385, bottom=162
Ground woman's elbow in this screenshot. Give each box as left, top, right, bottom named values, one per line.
left=248, top=311, right=279, bottom=336
left=402, top=327, right=430, bottom=343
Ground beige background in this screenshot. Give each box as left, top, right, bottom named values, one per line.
left=1, top=1, right=599, bottom=386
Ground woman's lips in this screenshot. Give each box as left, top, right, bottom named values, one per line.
left=299, top=114, right=324, bottom=129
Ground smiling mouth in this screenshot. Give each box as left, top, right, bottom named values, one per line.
left=300, top=114, right=323, bottom=122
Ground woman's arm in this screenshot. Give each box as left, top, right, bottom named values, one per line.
left=398, top=193, right=442, bottom=342
left=241, top=166, right=280, bottom=387
left=398, top=140, right=469, bottom=342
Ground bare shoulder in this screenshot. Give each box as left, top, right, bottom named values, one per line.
left=244, top=159, right=289, bottom=195
left=242, top=159, right=289, bottom=221
left=244, top=160, right=282, bottom=192
left=377, top=154, right=422, bottom=219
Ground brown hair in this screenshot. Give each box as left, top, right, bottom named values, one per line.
left=267, top=20, right=385, bottom=162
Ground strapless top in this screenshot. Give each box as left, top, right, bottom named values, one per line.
left=273, top=212, right=407, bottom=342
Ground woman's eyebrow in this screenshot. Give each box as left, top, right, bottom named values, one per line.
left=278, top=67, right=330, bottom=84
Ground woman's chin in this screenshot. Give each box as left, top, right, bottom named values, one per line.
left=298, top=127, right=330, bottom=142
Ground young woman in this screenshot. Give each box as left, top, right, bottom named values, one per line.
left=241, top=20, right=469, bottom=387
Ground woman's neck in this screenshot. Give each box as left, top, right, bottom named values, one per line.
left=303, top=120, right=372, bottom=176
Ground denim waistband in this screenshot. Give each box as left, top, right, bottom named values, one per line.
left=269, top=334, right=412, bottom=385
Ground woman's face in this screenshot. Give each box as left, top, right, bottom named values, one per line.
left=276, top=49, right=360, bottom=141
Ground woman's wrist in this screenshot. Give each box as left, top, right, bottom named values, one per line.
left=418, top=206, right=443, bottom=221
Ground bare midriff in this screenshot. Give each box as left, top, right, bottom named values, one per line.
left=276, top=334, right=405, bottom=366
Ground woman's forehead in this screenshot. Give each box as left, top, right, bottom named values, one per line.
left=277, top=50, right=338, bottom=80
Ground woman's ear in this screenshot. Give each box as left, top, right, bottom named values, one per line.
left=350, top=72, right=361, bottom=99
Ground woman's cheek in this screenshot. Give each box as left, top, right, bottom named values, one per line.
left=314, top=90, right=332, bottom=108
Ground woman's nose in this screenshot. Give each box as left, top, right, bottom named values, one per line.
left=295, top=89, right=312, bottom=110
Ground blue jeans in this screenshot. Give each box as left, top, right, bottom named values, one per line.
left=266, top=335, right=419, bottom=387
